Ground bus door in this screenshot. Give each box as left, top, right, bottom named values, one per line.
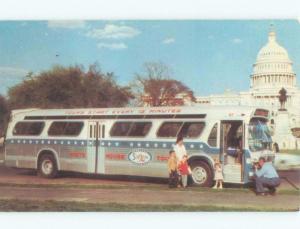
left=87, top=121, right=105, bottom=174
left=220, top=120, right=244, bottom=183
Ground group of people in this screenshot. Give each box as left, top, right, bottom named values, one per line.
left=167, top=135, right=224, bottom=189
left=167, top=136, right=281, bottom=195
left=167, top=136, right=191, bottom=188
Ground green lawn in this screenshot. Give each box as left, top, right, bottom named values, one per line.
left=0, top=199, right=297, bottom=212
left=0, top=182, right=298, bottom=196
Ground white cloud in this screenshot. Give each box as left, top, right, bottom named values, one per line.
left=86, top=24, right=140, bottom=40
left=97, top=42, right=128, bottom=50
left=48, top=20, right=86, bottom=29
left=0, top=66, right=29, bottom=94
left=232, top=38, right=242, bottom=44
left=162, top=37, right=175, bottom=44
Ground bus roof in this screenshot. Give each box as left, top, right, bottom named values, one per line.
left=11, top=105, right=269, bottom=120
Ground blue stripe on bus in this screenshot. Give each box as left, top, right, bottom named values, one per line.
left=5, top=138, right=220, bottom=154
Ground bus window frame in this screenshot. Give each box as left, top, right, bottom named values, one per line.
left=109, top=121, right=153, bottom=138
left=156, top=121, right=184, bottom=138
left=156, top=121, right=206, bottom=139
left=178, top=121, right=206, bottom=139
left=47, top=121, right=84, bottom=137
left=207, top=122, right=218, bottom=147
left=12, top=121, right=45, bottom=136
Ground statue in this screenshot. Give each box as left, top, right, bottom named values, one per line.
left=279, top=87, right=287, bottom=111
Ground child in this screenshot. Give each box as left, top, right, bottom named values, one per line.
left=167, top=150, right=178, bottom=188
left=178, top=155, right=190, bottom=188
left=213, top=160, right=223, bottom=189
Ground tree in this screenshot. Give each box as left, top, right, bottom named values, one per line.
left=0, top=95, right=9, bottom=137
left=133, top=62, right=196, bottom=106
left=8, top=64, right=134, bottom=109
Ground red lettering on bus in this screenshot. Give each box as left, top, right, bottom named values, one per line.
left=69, top=152, right=86, bottom=158
left=105, top=152, right=126, bottom=160
left=156, top=155, right=169, bottom=162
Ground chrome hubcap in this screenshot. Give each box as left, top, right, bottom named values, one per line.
left=41, top=159, right=53, bottom=175
left=192, top=166, right=207, bottom=184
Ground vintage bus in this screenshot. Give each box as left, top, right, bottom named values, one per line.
left=4, top=106, right=274, bottom=187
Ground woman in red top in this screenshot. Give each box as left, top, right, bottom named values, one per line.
left=178, top=155, right=190, bottom=188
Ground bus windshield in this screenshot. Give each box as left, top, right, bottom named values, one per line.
left=248, top=119, right=272, bottom=152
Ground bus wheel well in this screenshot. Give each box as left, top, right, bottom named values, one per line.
left=188, top=156, right=214, bottom=187
left=37, top=150, right=58, bottom=178
left=37, top=150, right=58, bottom=169
left=188, top=156, right=213, bottom=169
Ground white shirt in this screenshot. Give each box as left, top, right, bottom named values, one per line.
left=173, top=144, right=187, bottom=161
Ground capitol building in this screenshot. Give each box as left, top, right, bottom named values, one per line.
left=196, top=27, right=300, bottom=150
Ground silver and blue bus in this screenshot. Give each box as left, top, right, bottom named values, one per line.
left=4, top=106, right=274, bottom=187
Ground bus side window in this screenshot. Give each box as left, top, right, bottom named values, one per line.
left=179, top=122, right=205, bottom=138
left=157, top=122, right=183, bottom=138
left=102, top=126, right=105, bottom=138
left=89, top=125, right=93, bottom=138
left=110, top=122, right=151, bottom=137
left=208, top=123, right=218, bottom=147
left=127, top=122, right=152, bottom=137
left=48, top=122, right=83, bottom=136
left=110, top=122, right=132, bottom=137
left=13, top=122, right=45, bottom=136
left=93, top=125, right=96, bottom=138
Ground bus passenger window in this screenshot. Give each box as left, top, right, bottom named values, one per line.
left=102, top=125, right=105, bottom=138
left=89, top=125, right=93, bottom=138
left=13, top=122, right=45, bottom=136
left=110, top=122, right=132, bottom=137
left=110, top=122, right=151, bottom=137
left=127, top=122, right=152, bottom=137
left=208, top=123, right=218, bottom=147
left=48, top=122, right=83, bottom=136
left=179, top=122, right=205, bottom=138
left=65, top=122, right=84, bottom=136
left=157, top=122, right=183, bottom=138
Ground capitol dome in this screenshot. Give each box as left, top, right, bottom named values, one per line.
left=251, top=28, right=296, bottom=90
left=256, top=31, right=291, bottom=63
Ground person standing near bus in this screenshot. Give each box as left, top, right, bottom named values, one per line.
left=273, top=142, right=280, bottom=153
left=178, top=155, right=190, bottom=188
left=213, top=159, right=224, bottom=189
left=173, top=135, right=187, bottom=163
left=168, top=150, right=178, bottom=188
left=173, top=135, right=188, bottom=187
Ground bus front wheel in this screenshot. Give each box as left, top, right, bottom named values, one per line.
left=37, top=154, right=58, bottom=178
left=190, top=161, right=213, bottom=187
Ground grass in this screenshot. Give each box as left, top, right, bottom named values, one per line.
left=0, top=199, right=297, bottom=212
left=0, top=182, right=298, bottom=195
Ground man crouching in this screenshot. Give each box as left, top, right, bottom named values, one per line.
left=254, top=157, right=281, bottom=196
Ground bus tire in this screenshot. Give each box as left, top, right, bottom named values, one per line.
left=190, top=160, right=213, bottom=187
left=37, top=153, right=58, bottom=178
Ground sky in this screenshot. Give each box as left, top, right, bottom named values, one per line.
left=0, top=20, right=300, bottom=96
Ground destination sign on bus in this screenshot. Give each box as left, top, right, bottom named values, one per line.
left=254, top=109, right=269, bottom=117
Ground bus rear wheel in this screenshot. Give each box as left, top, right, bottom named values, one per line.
left=190, top=161, right=213, bottom=187
left=38, top=154, right=58, bottom=178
